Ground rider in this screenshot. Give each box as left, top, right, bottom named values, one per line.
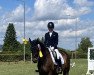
left=44, top=22, right=64, bottom=66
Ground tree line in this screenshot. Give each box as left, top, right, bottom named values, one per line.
left=1, top=23, right=93, bottom=59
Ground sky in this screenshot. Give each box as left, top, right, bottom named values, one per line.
left=0, top=0, right=94, bottom=50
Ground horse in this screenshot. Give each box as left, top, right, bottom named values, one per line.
left=29, top=38, right=70, bottom=75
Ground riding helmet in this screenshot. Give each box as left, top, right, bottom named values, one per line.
left=47, top=22, right=54, bottom=29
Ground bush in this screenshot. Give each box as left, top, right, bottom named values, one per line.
left=0, top=54, right=31, bottom=62
left=76, top=52, right=87, bottom=59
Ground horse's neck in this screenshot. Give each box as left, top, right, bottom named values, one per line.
left=39, top=43, right=48, bottom=58
left=38, top=43, right=50, bottom=68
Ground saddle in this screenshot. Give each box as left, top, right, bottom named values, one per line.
left=51, top=50, right=57, bottom=59
left=51, top=50, right=61, bottom=65
left=51, top=50, right=62, bottom=74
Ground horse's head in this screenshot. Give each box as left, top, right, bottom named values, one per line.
left=29, top=38, right=41, bottom=63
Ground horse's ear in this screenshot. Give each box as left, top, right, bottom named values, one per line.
left=29, top=38, right=32, bottom=45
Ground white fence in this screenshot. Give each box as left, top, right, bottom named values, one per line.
left=86, top=47, right=94, bottom=75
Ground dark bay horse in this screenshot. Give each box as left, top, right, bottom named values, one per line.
left=29, top=38, right=70, bottom=75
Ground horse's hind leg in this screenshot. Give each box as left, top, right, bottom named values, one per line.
left=48, top=71, right=53, bottom=75
left=63, top=72, right=69, bottom=75
left=63, top=69, right=69, bottom=75
left=52, top=72, right=58, bottom=75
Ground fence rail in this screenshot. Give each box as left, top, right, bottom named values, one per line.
left=0, top=54, right=31, bottom=62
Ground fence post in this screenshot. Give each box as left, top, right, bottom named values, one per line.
left=31, top=53, right=32, bottom=63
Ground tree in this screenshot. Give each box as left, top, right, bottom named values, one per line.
left=3, top=23, right=20, bottom=51
left=41, top=37, right=45, bottom=43
left=78, top=37, right=93, bottom=53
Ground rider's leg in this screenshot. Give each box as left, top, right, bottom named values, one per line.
left=54, top=49, right=64, bottom=64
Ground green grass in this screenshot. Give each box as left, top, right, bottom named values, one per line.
left=0, top=59, right=87, bottom=75
left=70, top=59, right=87, bottom=75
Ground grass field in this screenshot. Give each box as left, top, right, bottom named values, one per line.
left=0, top=59, right=87, bottom=75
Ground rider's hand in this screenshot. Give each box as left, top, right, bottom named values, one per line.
left=51, top=46, right=54, bottom=50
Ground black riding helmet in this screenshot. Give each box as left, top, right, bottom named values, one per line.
left=47, top=22, right=54, bottom=29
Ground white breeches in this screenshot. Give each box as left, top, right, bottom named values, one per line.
left=48, top=47, right=64, bottom=65
left=55, top=49, right=64, bottom=64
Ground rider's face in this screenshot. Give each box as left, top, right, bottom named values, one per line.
left=48, top=28, right=53, bottom=32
